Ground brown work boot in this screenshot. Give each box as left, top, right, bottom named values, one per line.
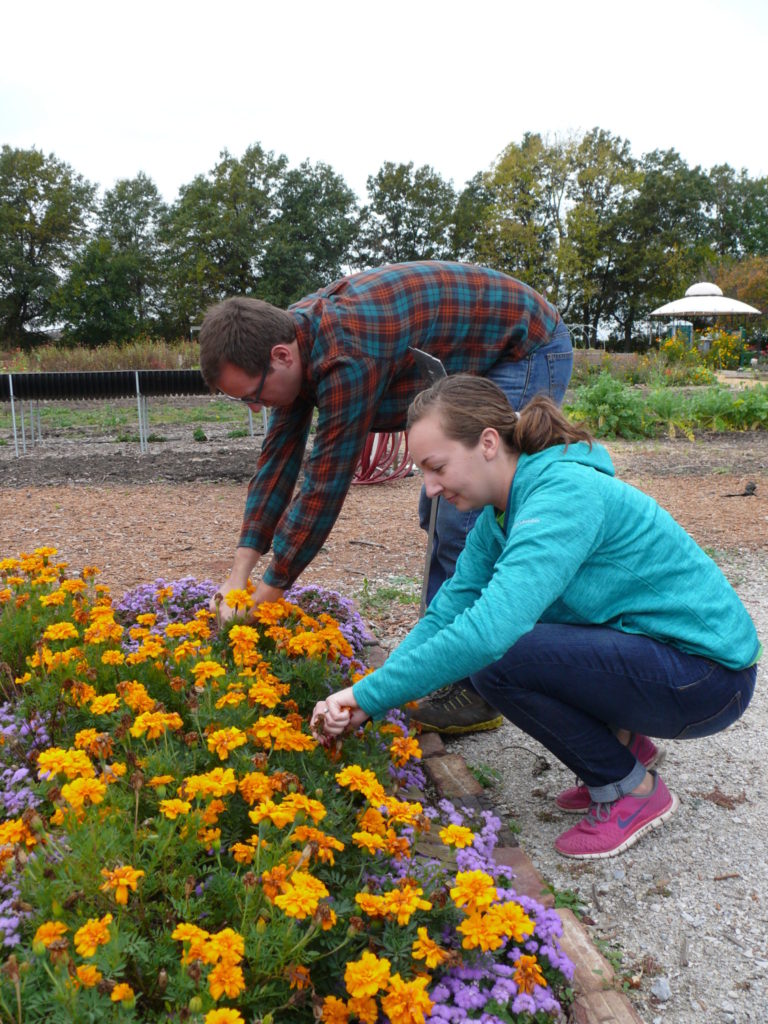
left=409, top=682, right=503, bottom=735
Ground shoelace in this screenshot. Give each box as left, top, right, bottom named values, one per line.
left=583, top=801, right=613, bottom=826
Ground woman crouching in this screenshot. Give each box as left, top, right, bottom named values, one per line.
left=311, top=375, right=760, bottom=859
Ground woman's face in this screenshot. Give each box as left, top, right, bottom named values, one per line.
left=408, top=412, right=499, bottom=511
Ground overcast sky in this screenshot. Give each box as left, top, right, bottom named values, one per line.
left=3, top=0, right=767, bottom=204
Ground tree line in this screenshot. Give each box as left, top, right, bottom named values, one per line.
left=2, top=129, right=767, bottom=351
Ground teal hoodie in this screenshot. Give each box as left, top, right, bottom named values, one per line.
left=353, top=442, right=760, bottom=719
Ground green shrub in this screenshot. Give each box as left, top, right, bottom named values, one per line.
left=567, top=374, right=647, bottom=438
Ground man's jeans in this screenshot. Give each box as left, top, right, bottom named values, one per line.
left=418, top=319, right=574, bottom=603
left=470, top=623, right=758, bottom=801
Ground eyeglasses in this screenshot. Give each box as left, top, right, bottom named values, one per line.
left=218, top=364, right=269, bottom=406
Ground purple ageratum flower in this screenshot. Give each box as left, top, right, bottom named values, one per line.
left=285, top=583, right=373, bottom=656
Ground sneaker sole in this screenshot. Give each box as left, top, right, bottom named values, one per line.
left=556, top=791, right=680, bottom=860
left=556, top=743, right=669, bottom=814
left=415, top=716, right=504, bottom=735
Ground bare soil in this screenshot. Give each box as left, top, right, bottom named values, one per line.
left=1, top=422, right=766, bottom=645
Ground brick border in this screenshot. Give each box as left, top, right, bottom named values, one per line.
left=419, top=732, right=647, bottom=1024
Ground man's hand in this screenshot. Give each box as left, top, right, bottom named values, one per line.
left=311, top=687, right=369, bottom=739
left=209, top=547, right=274, bottom=623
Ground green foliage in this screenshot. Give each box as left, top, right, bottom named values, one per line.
left=467, top=763, right=502, bottom=789
left=356, top=161, right=457, bottom=266
left=0, top=146, right=96, bottom=345
left=192, top=427, right=207, bottom=442
left=357, top=576, right=420, bottom=614
left=568, top=373, right=646, bottom=438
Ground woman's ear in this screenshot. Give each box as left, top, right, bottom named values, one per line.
left=480, top=427, right=501, bottom=460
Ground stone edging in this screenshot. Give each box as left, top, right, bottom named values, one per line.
left=419, top=731, right=647, bottom=1024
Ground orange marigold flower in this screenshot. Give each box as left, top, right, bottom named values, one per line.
left=389, top=735, right=422, bottom=767
left=412, top=926, right=450, bottom=969
left=60, top=777, right=107, bottom=810
left=33, top=921, right=68, bottom=948
left=274, top=871, right=329, bottom=920
left=100, top=649, right=125, bottom=666
left=457, top=910, right=505, bottom=952
left=100, top=865, right=145, bottom=905
left=321, top=995, right=350, bottom=1023
left=380, top=973, right=433, bottom=1024
left=335, top=765, right=386, bottom=803
left=352, top=831, right=386, bottom=855
left=130, top=710, right=183, bottom=740
left=191, top=660, right=227, bottom=687
left=208, top=960, right=246, bottom=1000
left=75, top=963, right=102, bottom=987
left=206, top=727, right=247, bottom=760
left=514, top=953, right=547, bottom=995
left=74, top=913, right=113, bottom=957
left=110, top=982, right=135, bottom=1004
left=42, top=622, right=79, bottom=642
left=286, top=964, right=311, bottom=991
left=344, top=950, right=391, bottom=1000
left=159, top=798, right=192, bottom=819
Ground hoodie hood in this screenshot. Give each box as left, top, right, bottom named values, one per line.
left=506, top=441, right=614, bottom=524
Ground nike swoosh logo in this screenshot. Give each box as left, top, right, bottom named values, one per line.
left=617, top=805, right=648, bottom=829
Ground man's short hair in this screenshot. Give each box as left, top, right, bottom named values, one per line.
left=198, top=297, right=296, bottom=388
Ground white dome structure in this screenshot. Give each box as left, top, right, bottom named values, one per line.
left=651, top=281, right=761, bottom=318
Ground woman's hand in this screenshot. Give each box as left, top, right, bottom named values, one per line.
left=311, top=687, right=369, bottom=739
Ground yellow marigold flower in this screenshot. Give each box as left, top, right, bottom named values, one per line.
left=246, top=678, right=288, bottom=707
left=100, top=865, right=145, bottom=905
left=389, top=735, right=422, bottom=767
left=197, top=826, right=221, bottom=846
left=15, top=672, right=31, bottom=686
left=61, top=578, right=87, bottom=594
left=352, top=831, right=386, bottom=855
left=450, top=870, right=497, bottom=914
left=33, top=920, right=68, bottom=948
left=412, top=926, right=450, bottom=969
left=204, top=1009, right=245, bottom=1024
left=491, top=900, right=535, bottom=943
left=215, top=689, right=247, bottom=709
left=42, top=621, right=79, bottom=642
left=148, top=774, right=175, bottom=787
left=274, top=870, right=329, bottom=920
left=207, top=727, right=247, bottom=760
left=320, top=996, right=350, bottom=1023
left=514, top=953, right=547, bottom=995
left=183, top=767, right=238, bottom=800
left=130, top=711, right=183, bottom=740
left=381, top=973, right=434, bottom=1024
left=110, top=982, right=135, bottom=1004
left=159, top=798, right=192, bottom=819
left=75, top=963, right=102, bottom=987
left=90, top=693, right=121, bottom=715
left=61, top=776, right=107, bottom=811
left=0, top=817, right=36, bottom=849
left=69, top=680, right=97, bottom=706
left=223, top=588, right=253, bottom=613
left=155, top=586, right=174, bottom=602
left=81, top=565, right=100, bottom=578
left=39, top=589, right=67, bottom=607
left=101, top=649, right=125, bottom=666
left=202, top=798, right=226, bottom=825
left=380, top=882, right=432, bottom=926
left=354, top=892, right=386, bottom=918
left=74, top=913, right=113, bottom=957
left=37, top=747, right=94, bottom=781
left=335, top=765, right=386, bottom=803
left=75, top=729, right=114, bottom=760
left=438, top=824, right=475, bottom=849
left=344, top=950, right=391, bottom=1000
left=208, top=961, right=246, bottom=1000
left=192, top=660, right=227, bottom=687
left=165, top=621, right=192, bottom=638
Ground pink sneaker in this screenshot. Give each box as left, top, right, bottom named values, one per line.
left=555, top=734, right=666, bottom=813
left=555, top=772, right=679, bottom=859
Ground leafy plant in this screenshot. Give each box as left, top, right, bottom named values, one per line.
left=567, top=373, right=647, bottom=438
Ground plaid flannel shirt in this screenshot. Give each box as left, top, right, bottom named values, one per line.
left=239, top=261, right=561, bottom=588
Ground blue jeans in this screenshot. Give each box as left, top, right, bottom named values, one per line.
left=470, top=623, right=757, bottom=801
left=418, top=319, right=573, bottom=603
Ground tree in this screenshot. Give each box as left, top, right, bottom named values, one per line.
left=450, top=172, right=495, bottom=263
left=0, top=146, right=95, bottom=344
left=257, top=160, right=358, bottom=307
left=560, top=128, right=638, bottom=344
left=355, top=162, right=457, bottom=267
left=54, top=173, right=168, bottom=344
left=160, top=144, right=288, bottom=334
left=473, top=132, right=572, bottom=299
left=609, top=149, right=712, bottom=348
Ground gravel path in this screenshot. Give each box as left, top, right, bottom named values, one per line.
left=447, top=549, right=767, bottom=1024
